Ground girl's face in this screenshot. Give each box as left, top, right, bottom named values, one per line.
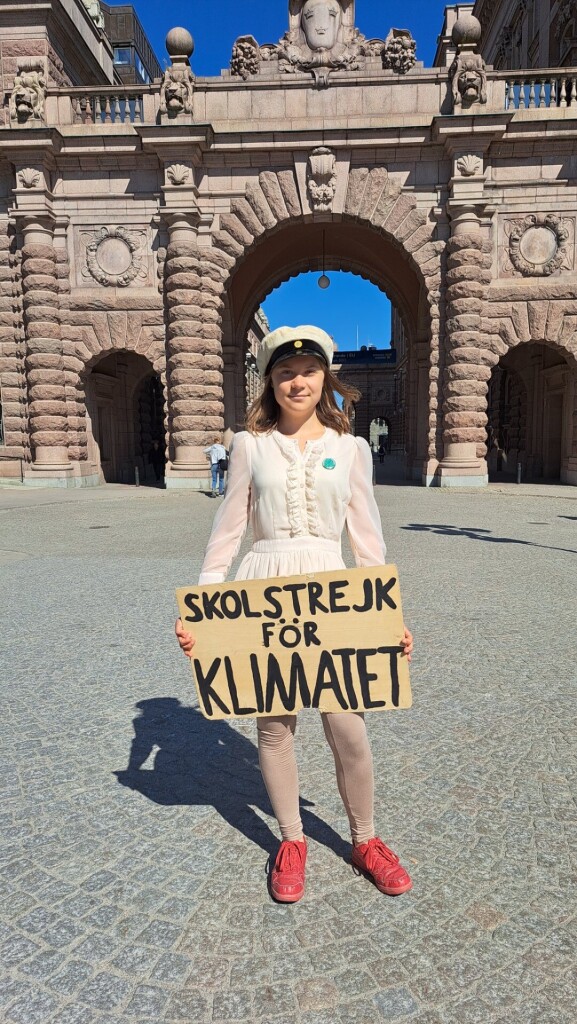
left=270, top=355, right=325, bottom=418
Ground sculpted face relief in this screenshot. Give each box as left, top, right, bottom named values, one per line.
left=301, top=0, right=341, bottom=51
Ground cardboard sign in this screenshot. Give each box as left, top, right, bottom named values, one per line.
left=176, top=565, right=411, bottom=720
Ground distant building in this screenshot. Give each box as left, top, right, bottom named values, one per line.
left=332, top=308, right=407, bottom=461
left=245, top=309, right=269, bottom=410
left=473, top=0, right=577, bottom=70
left=101, top=2, right=162, bottom=85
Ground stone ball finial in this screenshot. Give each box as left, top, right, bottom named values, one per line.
left=166, top=27, right=194, bottom=60
left=451, top=13, right=482, bottom=47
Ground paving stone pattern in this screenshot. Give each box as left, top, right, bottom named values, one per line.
left=0, top=485, right=576, bottom=1023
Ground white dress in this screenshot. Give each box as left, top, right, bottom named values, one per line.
left=199, top=428, right=386, bottom=585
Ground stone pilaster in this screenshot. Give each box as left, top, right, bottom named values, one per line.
left=21, top=216, right=72, bottom=482
left=437, top=206, right=492, bottom=486
left=163, top=214, right=225, bottom=488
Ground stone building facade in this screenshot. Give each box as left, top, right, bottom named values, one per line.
left=0, top=0, right=576, bottom=488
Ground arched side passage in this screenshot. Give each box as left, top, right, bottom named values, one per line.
left=61, top=310, right=166, bottom=479
left=207, top=166, right=444, bottom=469
left=482, top=295, right=577, bottom=483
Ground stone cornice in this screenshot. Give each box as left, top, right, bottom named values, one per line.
left=135, top=124, right=214, bottom=161
left=0, top=128, right=63, bottom=159
left=432, top=112, right=512, bottom=151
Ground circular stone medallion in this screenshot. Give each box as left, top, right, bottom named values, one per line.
left=519, top=225, right=557, bottom=266
left=96, top=236, right=132, bottom=276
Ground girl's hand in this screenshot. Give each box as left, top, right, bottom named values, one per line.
left=400, top=625, right=413, bottom=663
left=175, top=618, right=196, bottom=658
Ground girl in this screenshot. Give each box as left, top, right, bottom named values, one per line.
left=176, top=325, right=413, bottom=903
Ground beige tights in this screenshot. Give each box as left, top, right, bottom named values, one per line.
left=257, top=712, right=375, bottom=845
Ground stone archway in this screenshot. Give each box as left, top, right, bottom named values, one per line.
left=163, top=166, right=444, bottom=487
left=84, top=351, right=164, bottom=484
left=63, top=312, right=166, bottom=485
left=487, top=342, right=573, bottom=482
left=483, top=297, right=577, bottom=485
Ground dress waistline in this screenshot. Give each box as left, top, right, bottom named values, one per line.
left=251, top=537, right=341, bottom=555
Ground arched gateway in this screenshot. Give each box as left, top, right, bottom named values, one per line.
left=1, top=1, right=577, bottom=488
left=166, top=169, right=441, bottom=486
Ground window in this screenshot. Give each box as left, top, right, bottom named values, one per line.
left=135, top=52, right=150, bottom=84
left=113, top=47, right=132, bottom=65
left=0, top=389, right=4, bottom=446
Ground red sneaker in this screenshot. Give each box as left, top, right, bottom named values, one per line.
left=270, top=839, right=307, bottom=903
left=351, top=837, right=412, bottom=895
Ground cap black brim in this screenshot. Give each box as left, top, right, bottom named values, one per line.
left=265, top=339, right=329, bottom=376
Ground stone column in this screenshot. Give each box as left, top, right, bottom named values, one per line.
left=437, top=205, right=492, bottom=486
left=21, top=216, right=72, bottom=482
left=0, top=220, right=26, bottom=474
left=163, top=214, right=225, bottom=487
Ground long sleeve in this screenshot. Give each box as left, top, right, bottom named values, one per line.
left=345, top=436, right=387, bottom=567
left=198, top=432, right=252, bottom=584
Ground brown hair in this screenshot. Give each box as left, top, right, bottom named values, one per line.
left=245, top=365, right=361, bottom=435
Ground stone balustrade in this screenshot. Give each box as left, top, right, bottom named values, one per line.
left=501, top=69, right=577, bottom=110
left=35, top=68, right=577, bottom=129
left=46, top=86, right=157, bottom=126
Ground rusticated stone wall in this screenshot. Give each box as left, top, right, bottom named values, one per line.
left=444, top=233, right=494, bottom=460
left=21, top=232, right=68, bottom=461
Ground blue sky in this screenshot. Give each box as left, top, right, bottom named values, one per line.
left=133, top=1, right=451, bottom=351
left=262, top=273, right=393, bottom=351
left=137, top=1, right=450, bottom=76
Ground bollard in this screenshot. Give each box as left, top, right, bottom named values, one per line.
left=135, top=465, right=140, bottom=487
left=516, top=461, right=522, bottom=484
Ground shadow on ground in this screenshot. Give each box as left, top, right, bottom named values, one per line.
left=114, top=697, right=350, bottom=860
left=402, top=522, right=577, bottom=555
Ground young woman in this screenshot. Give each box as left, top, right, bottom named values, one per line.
left=176, top=325, right=413, bottom=903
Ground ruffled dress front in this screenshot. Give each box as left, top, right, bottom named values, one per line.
left=198, top=428, right=386, bottom=585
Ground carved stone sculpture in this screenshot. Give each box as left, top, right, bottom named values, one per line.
left=449, top=50, right=487, bottom=108
left=166, top=164, right=191, bottom=186
left=301, top=0, right=342, bottom=50
left=17, top=168, right=42, bottom=189
left=81, top=0, right=105, bottom=29
left=230, top=35, right=261, bottom=79
left=307, top=147, right=337, bottom=211
left=9, top=61, right=46, bottom=124
left=229, top=2, right=418, bottom=87
left=82, top=227, right=147, bottom=287
left=278, top=0, right=364, bottom=87
left=381, top=29, right=417, bottom=75
left=449, top=12, right=486, bottom=110
left=160, top=63, right=194, bottom=116
left=456, top=155, right=482, bottom=177
left=506, top=214, right=571, bottom=277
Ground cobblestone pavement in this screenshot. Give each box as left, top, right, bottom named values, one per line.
left=1, top=483, right=576, bottom=1024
